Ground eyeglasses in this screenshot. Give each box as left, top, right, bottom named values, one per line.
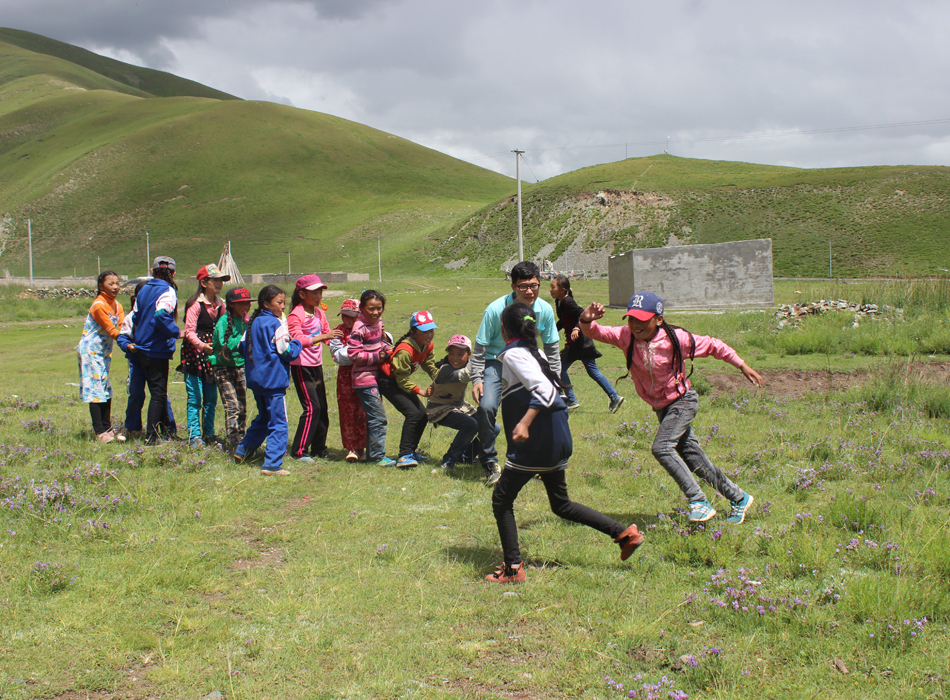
left=515, top=283, right=540, bottom=292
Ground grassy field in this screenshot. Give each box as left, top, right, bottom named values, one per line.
left=0, top=278, right=948, bottom=699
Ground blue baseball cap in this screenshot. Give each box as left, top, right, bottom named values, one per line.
left=410, top=310, right=438, bottom=331
left=624, top=291, right=664, bottom=321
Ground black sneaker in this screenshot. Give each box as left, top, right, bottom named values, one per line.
left=483, top=461, right=501, bottom=486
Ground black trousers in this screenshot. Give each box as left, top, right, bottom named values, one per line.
left=138, top=354, right=171, bottom=441
left=379, top=378, right=428, bottom=457
left=290, top=365, right=329, bottom=458
left=491, top=467, right=625, bottom=566
left=89, top=400, right=112, bottom=435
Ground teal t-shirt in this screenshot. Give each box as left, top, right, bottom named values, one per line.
left=475, top=292, right=559, bottom=361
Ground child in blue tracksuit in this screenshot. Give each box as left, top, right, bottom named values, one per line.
left=485, top=303, right=644, bottom=584
left=235, top=285, right=303, bottom=475
left=116, top=280, right=178, bottom=440
left=133, top=257, right=181, bottom=444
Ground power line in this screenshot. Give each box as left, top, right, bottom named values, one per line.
left=463, top=116, right=950, bottom=163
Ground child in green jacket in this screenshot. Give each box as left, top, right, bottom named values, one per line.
left=212, top=287, right=251, bottom=448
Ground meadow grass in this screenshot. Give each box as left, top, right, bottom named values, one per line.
left=0, top=280, right=948, bottom=699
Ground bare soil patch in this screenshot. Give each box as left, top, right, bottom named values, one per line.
left=706, top=362, right=950, bottom=400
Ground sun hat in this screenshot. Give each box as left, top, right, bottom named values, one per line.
left=338, top=298, right=360, bottom=317
left=152, top=255, right=176, bottom=271
left=226, top=287, right=251, bottom=304
left=624, top=291, right=664, bottom=321
left=196, top=263, right=231, bottom=282
left=410, top=310, right=437, bottom=332
left=295, top=274, right=327, bottom=292
left=446, top=334, right=472, bottom=352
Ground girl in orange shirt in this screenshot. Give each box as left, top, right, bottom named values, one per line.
left=78, top=271, right=125, bottom=443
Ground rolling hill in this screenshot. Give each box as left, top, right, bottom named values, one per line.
left=429, top=155, right=950, bottom=278
left=2, top=28, right=949, bottom=281
left=0, top=29, right=514, bottom=279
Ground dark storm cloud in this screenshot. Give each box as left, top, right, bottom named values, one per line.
left=2, top=0, right=949, bottom=178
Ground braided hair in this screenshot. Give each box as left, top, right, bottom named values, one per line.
left=246, top=285, right=284, bottom=366
left=500, top=302, right=562, bottom=389
left=220, top=301, right=242, bottom=363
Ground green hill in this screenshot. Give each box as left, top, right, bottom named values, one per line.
left=0, top=31, right=514, bottom=278
left=429, top=155, right=950, bottom=278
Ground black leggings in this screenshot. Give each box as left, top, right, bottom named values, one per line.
left=139, top=354, right=171, bottom=441
left=89, top=400, right=112, bottom=435
left=491, top=467, right=625, bottom=566
left=379, top=379, right=428, bottom=457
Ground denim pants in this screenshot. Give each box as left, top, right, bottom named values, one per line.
left=436, top=410, right=480, bottom=464
left=240, top=391, right=289, bottom=471
left=652, top=390, right=743, bottom=504
left=475, top=359, right=503, bottom=464
left=355, top=386, right=388, bottom=461
left=125, top=358, right=176, bottom=433
left=491, top=467, right=626, bottom=566
left=185, top=373, right=217, bottom=440
left=561, top=356, right=620, bottom=405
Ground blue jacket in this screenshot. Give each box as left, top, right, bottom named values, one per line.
left=243, top=310, right=303, bottom=394
left=133, top=279, right=180, bottom=359
left=498, top=338, right=572, bottom=471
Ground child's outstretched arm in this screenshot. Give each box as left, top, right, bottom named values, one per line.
left=740, top=362, right=764, bottom=387
left=578, top=302, right=628, bottom=350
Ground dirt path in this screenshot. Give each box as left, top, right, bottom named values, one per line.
left=706, top=362, right=950, bottom=400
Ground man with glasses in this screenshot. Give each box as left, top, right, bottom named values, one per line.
left=470, top=261, right=561, bottom=485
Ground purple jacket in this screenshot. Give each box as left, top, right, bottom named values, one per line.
left=347, top=312, right=388, bottom=389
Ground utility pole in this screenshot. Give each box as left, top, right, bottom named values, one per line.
left=377, top=235, right=382, bottom=282
left=288, top=251, right=292, bottom=275
left=146, top=229, right=151, bottom=274
left=829, top=240, right=833, bottom=279
left=28, top=219, right=33, bottom=286
left=513, top=150, right=525, bottom=260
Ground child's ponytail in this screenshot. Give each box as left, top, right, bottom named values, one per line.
left=552, top=274, right=573, bottom=298
left=220, top=305, right=237, bottom=363
left=500, top=303, right=562, bottom=389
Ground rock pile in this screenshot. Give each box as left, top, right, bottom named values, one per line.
left=16, top=288, right=98, bottom=300
left=774, top=299, right=901, bottom=328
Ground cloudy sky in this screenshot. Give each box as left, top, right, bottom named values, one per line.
left=3, top=0, right=949, bottom=180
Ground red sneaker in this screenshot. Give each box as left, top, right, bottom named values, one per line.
left=485, top=562, right=526, bottom=583
left=615, top=523, right=644, bottom=561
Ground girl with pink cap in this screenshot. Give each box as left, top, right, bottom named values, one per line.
left=287, top=275, right=343, bottom=463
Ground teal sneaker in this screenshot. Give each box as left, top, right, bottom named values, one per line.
left=294, top=455, right=316, bottom=464
left=688, top=500, right=717, bottom=523
left=726, top=493, right=754, bottom=524
left=376, top=457, right=397, bottom=468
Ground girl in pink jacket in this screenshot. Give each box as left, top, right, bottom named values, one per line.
left=287, top=275, right=343, bottom=462
left=580, top=291, right=764, bottom=526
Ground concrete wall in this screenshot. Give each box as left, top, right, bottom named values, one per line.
left=608, top=239, right=773, bottom=310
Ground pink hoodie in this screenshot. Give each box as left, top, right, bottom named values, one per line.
left=286, top=304, right=324, bottom=366
left=584, top=321, right=744, bottom=410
